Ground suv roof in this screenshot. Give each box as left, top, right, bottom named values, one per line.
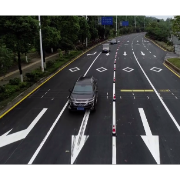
left=77, top=76, right=94, bottom=84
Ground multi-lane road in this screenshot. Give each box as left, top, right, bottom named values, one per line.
left=0, top=32, right=180, bottom=164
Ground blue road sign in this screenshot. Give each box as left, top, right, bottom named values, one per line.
left=122, top=21, right=129, bottom=26
left=101, top=17, right=113, bottom=25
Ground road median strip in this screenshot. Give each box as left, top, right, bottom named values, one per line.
left=164, top=58, right=180, bottom=78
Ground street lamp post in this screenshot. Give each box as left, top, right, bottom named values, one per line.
left=116, top=15, right=117, bottom=36
left=104, top=25, right=105, bottom=39
left=81, top=15, right=88, bottom=47
left=86, top=15, right=88, bottom=48
left=144, top=16, right=145, bottom=30
left=38, top=15, right=44, bottom=72
left=134, top=16, right=136, bottom=32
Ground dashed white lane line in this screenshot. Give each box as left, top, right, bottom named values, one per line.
left=147, top=96, right=149, bottom=99
left=134, top=96, right=135, bottom=99
left=41, top=89, right=51, bottom=98
left=175, top=96, right=178, bottom=99
left=51, top=98, right=54, bottom=100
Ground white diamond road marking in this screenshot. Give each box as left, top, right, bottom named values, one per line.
left=96, top=67, right=107, bottom=72
left=150, top=67, right=162, bottom=72
left=122, top=67, right=134, bottom=72
left=69, top=67, right=80, bottom=72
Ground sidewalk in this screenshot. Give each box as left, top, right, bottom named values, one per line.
left=0, top=53, right=59, bottom=86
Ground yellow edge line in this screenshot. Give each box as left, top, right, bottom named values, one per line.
left=159, top=90, right=170, bottom=92
left=132, top=90, right=144, bottom=92
left=0, top=42, right=104, bottom=119
left=120, top=90, right=132, bottom=92
left=144, top=90, right=154, bottom=92
left=163, top=63, right=180, bottom=78
left=144, top=36, right=166, bottom=51
left=120, top=89, right=169, bottom=92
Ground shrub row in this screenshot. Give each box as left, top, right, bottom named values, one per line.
left=0, top=50, right=82, bottom=102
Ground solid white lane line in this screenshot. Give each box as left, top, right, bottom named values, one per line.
left=28, top=101, right=69, bottom=164
left=28, top=52, right=102, bottom=164
left=112, top=136, right=116, bottom=164
left=84, top=52, right=101, bottom=76
left=132, top=51, right=180, bottom=131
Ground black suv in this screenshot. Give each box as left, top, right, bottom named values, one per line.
left=68, top=76, right=98, bottom=111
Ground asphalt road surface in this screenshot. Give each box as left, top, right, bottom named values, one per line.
left=0, top=32, right=180, bottom=164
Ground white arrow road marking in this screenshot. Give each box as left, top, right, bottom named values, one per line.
left=106, top=53, right=110, bottom=56
left=71, top=110, right=90, bottom=164
left=141, top=51, right=145, bottom=56
left=138, top=108, right=160, bottom=164
left=87, top=52, right=97, bottom=56
left=123, top=52, right=127, bottom=56
left=0, top=108, right=47, bottom=148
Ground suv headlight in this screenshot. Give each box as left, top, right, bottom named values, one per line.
left=88, top=98, right=94, bottom=103
left=70, top=97, right=76, bottom=102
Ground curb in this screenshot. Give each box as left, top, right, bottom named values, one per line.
left=163, top=59, right=180, bottom=78
left=0, top=40, right=107, bottom=119
left=144, top=36, right=167, bottom=51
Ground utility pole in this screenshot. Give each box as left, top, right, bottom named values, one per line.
left=144, top=16, right=145, bottom=30
left=86, top=15, right=88, bottom=48
left=104, top=25, right=105, bottom=39
left=116, top=15, right=117, bottom=36
left=38, top=15, right=44, bottom=72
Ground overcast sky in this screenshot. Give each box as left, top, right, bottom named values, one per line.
left=146, top=15, right=174, bottom=20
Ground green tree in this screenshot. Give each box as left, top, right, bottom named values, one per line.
left=0, top=39, right=14, bottom=75
left=78, top=17, right=90, bottom=44
left=0, top=16, right=39, bottom=82
left=172, top=16, right=180, bottom=40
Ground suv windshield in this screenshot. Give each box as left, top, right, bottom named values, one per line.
left=72, top=84, right=93, bottom=94
left=103, top=44, right=109, bottom=48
